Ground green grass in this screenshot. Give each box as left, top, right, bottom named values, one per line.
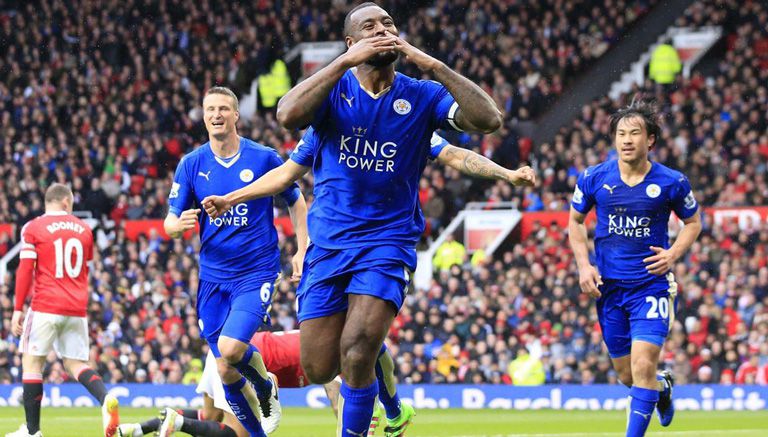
left=0, top=407, right=766, bottom=436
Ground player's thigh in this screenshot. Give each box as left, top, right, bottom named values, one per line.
left=221, top=411, right=249, bottom=437
left=340, top=294, right=396, bottom=367
left=627, top=278, right=675, bottom=348
left=299, top=312, right=346, bottom=382
left=21, top=311, right=60, bottom=358
left=197, top=280, right=230, bottom=354
left=595, top=284, right=632, bottom=360
left=55, top=315, right=89, bottom=361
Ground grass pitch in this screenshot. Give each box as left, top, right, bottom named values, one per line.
left=0, top=407, right=765, bottom=436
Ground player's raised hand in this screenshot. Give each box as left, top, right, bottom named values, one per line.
left=508, top=166, right=536, bottom=187
left=644, top=246, right=676, bottom=275
left=393, top=37, right=440, bottom=72
left=578, top=265, right=603, bottom=298
left=342, top=35, right=399, bottom=67
left=290, top=249, right=306, bottom=283
left=201, top=196, right=232, bottom=219
left=11, top=310, right=23, bottom=337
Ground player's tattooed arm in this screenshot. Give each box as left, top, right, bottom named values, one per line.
left=437, top=145, right=535, bottom=186
left=393, top=37, right=502, bottom=133
left=432, top=64, right=503, bottom=133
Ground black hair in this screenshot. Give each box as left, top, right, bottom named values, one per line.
left=609, top=96, right=661, bottom=145
left=343, top=2, right=380, bottom=37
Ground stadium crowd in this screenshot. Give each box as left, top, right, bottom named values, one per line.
left=0, top=0, right=767, bottom=387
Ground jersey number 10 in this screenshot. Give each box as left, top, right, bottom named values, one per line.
left=53, top=238, right=84, bottom=278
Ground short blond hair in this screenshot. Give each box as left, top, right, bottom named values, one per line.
left=45, top=183, right=73, bottom=204
left=204, top=86, right=239, bottom=111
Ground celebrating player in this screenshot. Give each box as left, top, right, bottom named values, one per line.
left=119, top=330, right=406, bottom=437
left=201, top=3, right=535, bottom=434
left=568, top=99, right=701, bottom=436
left=8, top=183, right=120, bottom=437
left=163, top=87, right=308, bottom=436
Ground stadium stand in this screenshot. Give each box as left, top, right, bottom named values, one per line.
left=0, top=0, right=767, bottom=388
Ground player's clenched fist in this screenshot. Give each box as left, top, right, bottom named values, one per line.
left=342, top=35, right=398, bottom=67
left=201, top=196, right=232, bottom=219
left=578, top=265, right=603, bottom=298
left=178, top=208, right=201, bottom=229
left=509, top=166, right=536, bottom=187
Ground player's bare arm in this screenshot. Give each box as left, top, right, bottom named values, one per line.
left=436, top=145, right=535, bottom=186
left=163, top=208, right=200, bottom=239
left=276, top=35, right=397, bottom=130
left=643, top=209, right=702, bottom=275
left=393, top=37, right=502, bottom=133
left=287, top=194, right=309, bottom=283
left=202, top=160, right=310, bottom=219
left=568, top=206, right=602, bottom=298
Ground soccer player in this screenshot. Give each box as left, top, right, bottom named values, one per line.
left=163, top=87, right=308, bottom=436
left=568, top=99, right=701, bottom=437
left=201, top=3, right=535, bottom=434
left=119, top=330, right=404, bottom=437
left=8, top=183, right=120, bottom=437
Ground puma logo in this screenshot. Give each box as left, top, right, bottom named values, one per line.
left=341, top=93, right=355, bottom=107
left=345, top=430, right=365, bottom=437
left=632, top=410, right=651, bottom=420
left=602, top=184, right=617, bottom=194
left=198, top=171, right=211, bottom=181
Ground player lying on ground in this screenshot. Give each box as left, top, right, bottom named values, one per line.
left=119, top=330, right=411, bottom=436
left=8, top=183, right=120, bottom=437
left=164, top=87, right=309, bottom=436
left=568, top=98, right=701, bottom=437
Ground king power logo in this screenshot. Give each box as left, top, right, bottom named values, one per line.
left=338, top=128, right=399, bottom=173
left=607, top=214, right=652, bottom=238
left=209, top=203, right=249, bottom=227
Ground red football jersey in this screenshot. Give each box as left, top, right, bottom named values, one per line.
left=18, top=212, right=93, bottom=317
left=251, top=330, right=307, bottom=388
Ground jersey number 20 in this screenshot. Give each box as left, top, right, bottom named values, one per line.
left=53, top=238, right=84, bottom=278
left=645, top=296, right=669, bottom=319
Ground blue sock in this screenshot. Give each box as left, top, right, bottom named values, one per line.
left=233, top=345, right=273, bottom=398
left=222, top=377, right=266, bottom=437
left=375, top=344, right=402, bottom=420
left=626, top=386, right=658, bottom=437
left=339, top=380, right=379, bottom=436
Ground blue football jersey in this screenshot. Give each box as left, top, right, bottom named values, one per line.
left=290, top=70, right=457, bottom=249
left=571, top=160, right=698, bottom=281
left=168, top=137, right=301, bottom=282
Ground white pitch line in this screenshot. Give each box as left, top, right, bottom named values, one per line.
left=418, top=430, right=768, bottom=437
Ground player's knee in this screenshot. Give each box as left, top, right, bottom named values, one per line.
left=303, top=361, right=338, bottom=385
left=631, top=356, right=657, bottom=381
left=340, top=339, right=377, bottom=379
left=217, top=339, right=246, bottom=364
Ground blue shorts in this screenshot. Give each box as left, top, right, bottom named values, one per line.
left=296, top=244, right=415, bottom=323
left=596, top=273, right=677, bottom=359
left=197, top=272, right=280, bottom=357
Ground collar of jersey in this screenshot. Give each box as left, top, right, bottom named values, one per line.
left=209, top=141, right=242, bottom=168
left=352, top=69, right=397, bottom=100
left=44, top=211, right=68, bottom=216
